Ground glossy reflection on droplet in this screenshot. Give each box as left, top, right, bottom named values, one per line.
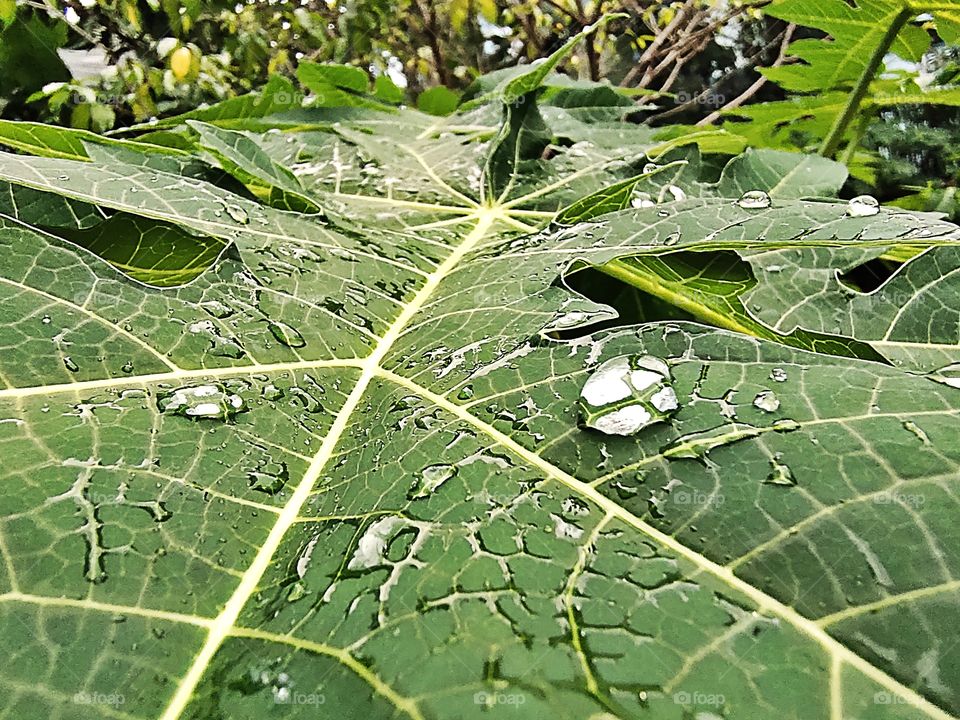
left=753, top=390, right=780, bottom=413
left=846, top=195, right=880, bottom=217
left=737, top=190, right=772, bottom=210
left=579, top=355, right=679, bottom=436
left=267, top=320, right=307, bottom=348
left=408, top=464, right=458, bottom=500
left=157, top=383, right=248, bottom=420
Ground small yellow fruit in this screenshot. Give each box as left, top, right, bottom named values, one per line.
left=170, top=47, right=193, bottom=80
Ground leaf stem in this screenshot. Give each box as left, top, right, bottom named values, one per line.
left=818, top=6, right=913, bottom=158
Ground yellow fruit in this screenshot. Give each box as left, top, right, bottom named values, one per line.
left=171, top=47, right=193, bottom=80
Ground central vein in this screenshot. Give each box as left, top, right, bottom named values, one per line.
left=159, top=207, right=501, bottom=720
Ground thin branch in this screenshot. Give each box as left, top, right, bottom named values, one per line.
left=696, top=23, right=795, bottom=126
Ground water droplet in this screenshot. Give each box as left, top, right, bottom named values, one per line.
left=902, top=420, right=930, bottom=445
left=210, top=335, right=245, bottom=359
left=770, top=368, right=788, bottom=382
left=121, top=361, right=134, bottom=374
left=262, top=383, right=284, bottom=401
left=662, top=420, right=799, bottom=460
left=267, top=321, right=306, bottom=348
left=457, top=385, right=474, bottom=400
left=63, top=356, right=79, bottom=372
left=225, top=204, right=250, bottom=224
left=631, top=190, right=655, bottom=209
left=847, top=195, right=880, bottom=217
left=289, top=386, right=324, bottom=413
left=667, top=185, right=687, bottom=202
left=157, top=384, right=248, bottom=420
left=753, top=390, right=780, bottom=413
left=930, top=362, right=960, bottom=388
left=408, top=464, right=458, bottom=500
left=737, top=190, right=772, bottom=210
left=764, top=455, right=796, bottom=486
left=247, top=460, right=289, bottom=495
left=579, top=355, right=679, bottom=436
left=643, top=162, right=659, bottom=174
left=199, top=300, right=235, bottom=319
left=41, top=314, right=52, bottom=325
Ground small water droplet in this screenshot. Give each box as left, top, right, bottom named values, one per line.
left=753, top=390, right=780, bottom=413
left=41, top=314, right=52, bottom=325
left=902, top=420, right=930, bottom=445
left=121, top=361, right=134, bottom=374
left=737, top=190, right=772, bottom=210
left=63, top=356, right=79, bottom=372
left=267, top=321, right=306, bottom=348
left=408, top=464, right=458, bottom=499
left=764, top=455, right=796, bottom=486
left=643, top=162, right=659, bottom=174
left=199, top=300, right=235, bottom=319
left=770, top=368, right=788, bottom=382
left=457, top=385, right=474, bottom=400
left=579, top=355, right=679, bottom=436
left=847, top=195, right=880, bottom=217
left=225, top=204, right=250, bottom=224
left=262, top=384, right=284, bottom=401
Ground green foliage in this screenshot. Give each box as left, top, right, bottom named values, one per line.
left=2, top=51, right=960, bottom=720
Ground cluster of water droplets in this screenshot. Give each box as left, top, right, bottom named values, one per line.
left=156, top=383, right=248, bottom=420
left=578, top=355, right=680, bottom=436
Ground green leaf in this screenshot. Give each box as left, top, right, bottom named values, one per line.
left=373, top=74, right=405, bottom=104
left=0, top=119, right=192, bottom=161
left=416, top=86, right=460, bottom=116
left=0, top=0, right=16, bottom=26
left=187, top=120, right=323, bottom=213
left=298, top=62, right=370, bottom=94
left=762, top=0, right=931, bottom=93
left=2, top=70, right=960, bottom=720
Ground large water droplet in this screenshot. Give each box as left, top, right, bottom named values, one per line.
left=408, top=464, right=458, bottom=499
left=847, top=195, right=880, bottom=217
left=579, top=355, right=679, bottom=436
left=753, top=390, right=780, bottom=413
left=737, top=190, right=772, bottom=210
left=267, top=321, right=306, bottom=348
left=157, top=384, right=248, bottom=420
left=63, top=356, right=79, bottom=373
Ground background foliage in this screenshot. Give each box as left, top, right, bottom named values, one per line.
left=5, top=0, right=957, bottom=216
